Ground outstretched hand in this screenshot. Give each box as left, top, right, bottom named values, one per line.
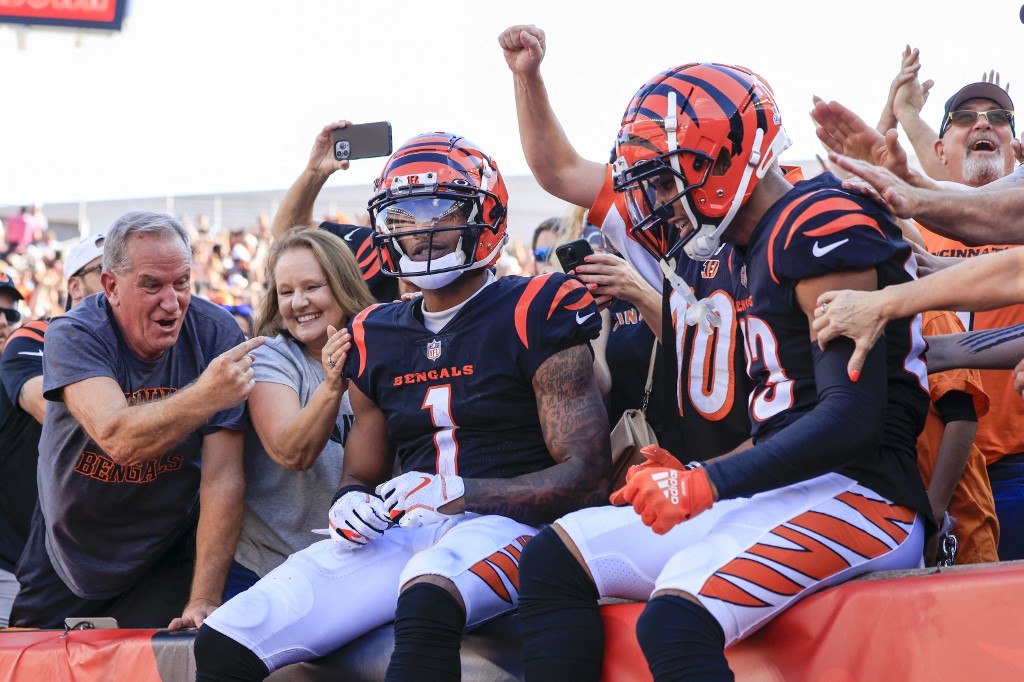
left=891, top=46, right=934, bottom=122
left=813, top=289, right=890, bottom=381
left=196, top=336, right=265, bottom=414
left=813, top=100, right=913, bottom=181
left=830, top=150, right=934, bottom=218
left=498, top=24, right=546, bottom=77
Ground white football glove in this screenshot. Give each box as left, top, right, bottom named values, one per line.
left=326, top=489, right=392, bottom=550
left=376, top=472, right=465, bottom=528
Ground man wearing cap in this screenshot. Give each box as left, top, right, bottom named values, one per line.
left=889, top=69, right=1024, bottom=560
left=0, top=234, right=105, bottom=627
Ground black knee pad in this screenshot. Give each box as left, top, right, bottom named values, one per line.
left=386, top=582, right=464, bottom=682
left=519, top=525, right=604, bottom=682
left=519, top=524, right=598, bottom=615
left=637, top=595, right=733, bottom=682
left=194, top=623, right=270, bottom=682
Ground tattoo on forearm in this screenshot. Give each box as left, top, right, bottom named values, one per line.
left=957, top=324, right=1024, bottom=353
left=463, top=344, right=611, bottom=526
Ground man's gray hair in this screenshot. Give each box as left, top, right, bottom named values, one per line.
left=103, top=211, right=192, bottom=274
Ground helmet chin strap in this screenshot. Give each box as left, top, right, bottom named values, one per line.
left=658, top=258, right=722, bottom=335
left=657, top=90, right=721, bottom=334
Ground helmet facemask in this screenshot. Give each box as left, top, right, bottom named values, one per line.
left=368, top=134, right=509, bottom=289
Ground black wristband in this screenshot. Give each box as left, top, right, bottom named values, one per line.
left=330, top=484, right=375, bottom=508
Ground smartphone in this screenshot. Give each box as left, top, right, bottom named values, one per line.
left=555, top=238, right=595, bottom=274
left=331, top=122, right=393, bottom=161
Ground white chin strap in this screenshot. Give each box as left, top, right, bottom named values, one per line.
left=658, top=258, right=722, bottom=335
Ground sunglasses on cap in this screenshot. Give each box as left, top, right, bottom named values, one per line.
left=0, top=307, right=22, bottom=325
left=73, top=264, right=102, bottom=278
left=533, top=247, right=552, bottom=263
left=220, top=304, right=253, bottom=317
left=946, top=108, right=1014, bottom=129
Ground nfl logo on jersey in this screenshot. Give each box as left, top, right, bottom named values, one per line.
left=426, top=339, right=442, bottom=362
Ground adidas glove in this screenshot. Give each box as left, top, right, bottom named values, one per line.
left=327, top=486, right=392, bottom=550
left=611, top=466, right=714, bottom=534
left=621, top=445, right=686, bottom=487
left=376, top=471, right=465, bottom=529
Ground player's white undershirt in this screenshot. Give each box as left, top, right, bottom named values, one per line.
left=421, top=270, right=497, bottom=334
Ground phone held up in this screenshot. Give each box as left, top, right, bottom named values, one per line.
left=555, top=238, right=594, bottom=274
left=331, top=122, right=393, bottom=161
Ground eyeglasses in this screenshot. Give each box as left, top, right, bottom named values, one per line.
left=533, top=247, right=552, bottom=263
left=0, top=307, right=22, bottom=325
left=73, top=264, right=102, bottom=278
left=220, top=303, right=253, bottom=317
left=946, top=109, right=1014, bottom=128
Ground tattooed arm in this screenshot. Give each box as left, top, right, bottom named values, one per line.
left=926, top=325, right=1024, bottom=373
left=456, top=343, right=611, bottom=526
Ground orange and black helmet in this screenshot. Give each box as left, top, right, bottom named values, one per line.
left=613, top=63, right=791, bottom=261
left=368, top=133, right=509, bottom=277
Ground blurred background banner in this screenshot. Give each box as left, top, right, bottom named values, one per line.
left=0, top=0, right=127, bottom=32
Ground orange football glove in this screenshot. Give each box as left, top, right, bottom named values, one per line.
left=610, top=445, right=686, bottom=505
left=612, top=466, right=715, bottom=534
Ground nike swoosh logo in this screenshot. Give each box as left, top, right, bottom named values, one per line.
left=18, top=350, right=44, bottom=357
left=406, top=476, right=433, bottom=499
left=812, top=239, right=849, bottom=257
left=343, top=231, right=356, bottom=242
left=576, top=311, right=596, bottom=324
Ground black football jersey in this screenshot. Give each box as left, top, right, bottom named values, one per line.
left=658, top=245, right=753, bottom=460
left=731, top=173, right=930, bottom=513
left=345, top=274, right=601, bottom=479
left=0, top=320, right=47, bottom=572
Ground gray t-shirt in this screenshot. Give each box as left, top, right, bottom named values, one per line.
left=234, top=335, right=351, bottom=577
left=38, top=295, right=246, bottom=600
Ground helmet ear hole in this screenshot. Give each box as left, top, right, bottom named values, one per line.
left=711, top=148, right=732, bottom=177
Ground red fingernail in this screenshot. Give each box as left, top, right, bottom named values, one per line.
left=849, top=370, right=860, bottom=383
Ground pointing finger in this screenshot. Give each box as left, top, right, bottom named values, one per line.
left=228, top=336, right=265, bottom=360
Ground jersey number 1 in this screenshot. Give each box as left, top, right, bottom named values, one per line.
left=422, top=385, right=459, bottom=475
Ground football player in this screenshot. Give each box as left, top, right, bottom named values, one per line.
left=193, top=133, right=609, bottom=681
left=500, top=24, right=753, bottom=468
left=514, top=63, right=933, bottom=680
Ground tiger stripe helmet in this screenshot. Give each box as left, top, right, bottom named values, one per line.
left=367, top=133, right=508, bottom=277
left=613, top=63, right=791, bottom=261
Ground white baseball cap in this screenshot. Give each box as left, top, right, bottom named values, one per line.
left=64, top=233, right=106, bottom=280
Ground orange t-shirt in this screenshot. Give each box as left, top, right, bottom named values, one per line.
left=918, top=310, right=999, bottom=564
left=920, top=228, right=1024, bottom=465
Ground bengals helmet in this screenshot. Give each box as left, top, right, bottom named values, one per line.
left=368, top=133, right=508, bottom=278
left=613, top=63, right=791, bottom=261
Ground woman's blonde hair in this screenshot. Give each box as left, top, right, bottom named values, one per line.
left=254, top=227, right=376, bottom=339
